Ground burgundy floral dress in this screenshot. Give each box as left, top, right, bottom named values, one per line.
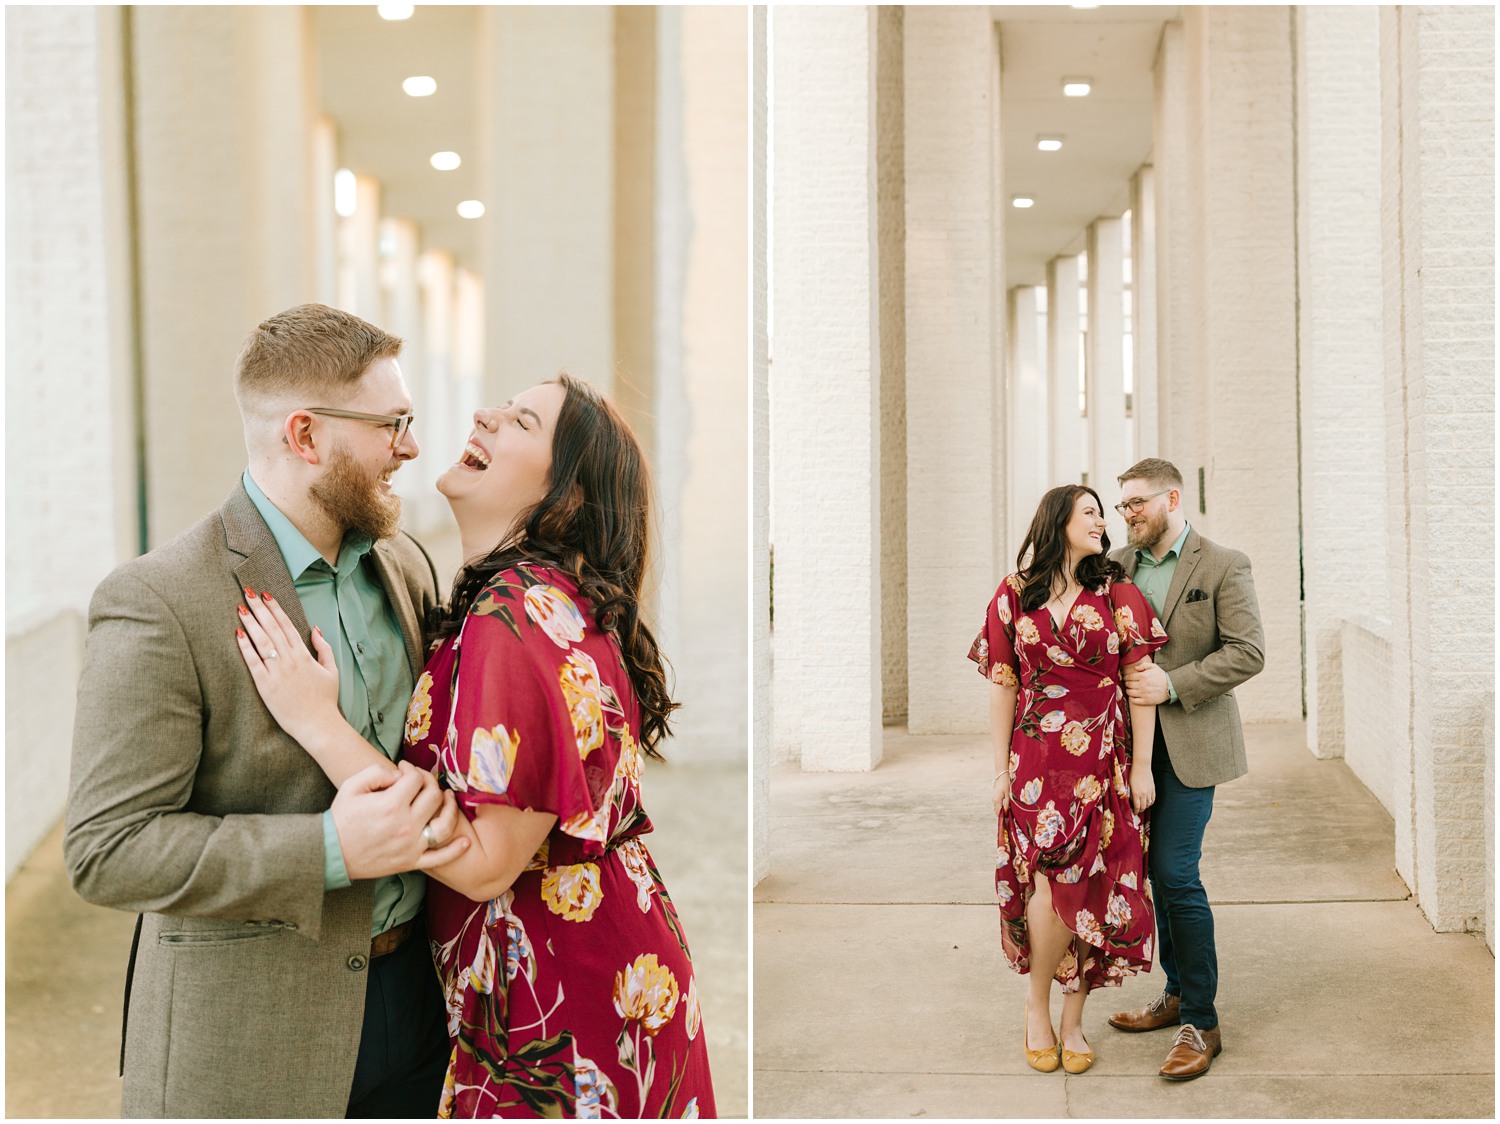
left=403, top=565, right=715, bottom=1119
left=968, top=573, right=1167, bottom=992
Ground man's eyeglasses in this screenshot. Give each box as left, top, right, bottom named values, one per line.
left=1113, top=488, right=1171, bottom=516
left=307, top=408, right=415, bottom=450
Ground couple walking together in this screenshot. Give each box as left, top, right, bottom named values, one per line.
left=969, top=461, right=1265, bottom=1081
left=65, top=304, right=716, bottom=1118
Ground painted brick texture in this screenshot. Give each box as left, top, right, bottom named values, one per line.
left=752, top=5, right=771, bottom=879
left=904, top=6, right=1003, bottom=735
left=770, top=5, right=883, bottom=770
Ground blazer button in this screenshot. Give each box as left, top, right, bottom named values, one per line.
left=283, top=922, right=298, bottom=931
left=347, top=954, right=368, bottom=972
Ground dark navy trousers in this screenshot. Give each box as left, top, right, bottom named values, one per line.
left=1149, top=726, right=1219, bottom=1032
left=346, top=918, right=449, bottom=1118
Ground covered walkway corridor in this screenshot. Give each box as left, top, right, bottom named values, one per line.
left=753, top=722, right=1494, bottom=1118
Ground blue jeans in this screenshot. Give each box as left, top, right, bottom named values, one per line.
left=1149, top=727, right=1218, bottom=1031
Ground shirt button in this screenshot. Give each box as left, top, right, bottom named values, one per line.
left=356, top=642, right=365, bottom=654
left=377, top=711, right=385, bottom=724
left=347, top=954, right=368, bottom=972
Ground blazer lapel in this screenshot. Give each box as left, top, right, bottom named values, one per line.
left=220, top=483, right=313, bottom=644
left=369, top=541, right=425, bottom=679
left=1158, top=527, right=1202, bottom=630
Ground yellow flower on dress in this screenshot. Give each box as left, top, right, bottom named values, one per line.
left=1039, top=710, right=1066, bottom=733
left=524, top=837, right=551, bottom=872
left=619, top=838, right=656, bottom=913
left=1105, top=891, right=1132, bottom=928
left=1060, top=721, right=1089, bottom=756
left=990, top=662, right=1018, bottom=688
left=541, top=863, right=604, bottom=922
left=1114, top=605, right=1137, bottom=640
left=1018, top=777, right=1043, bottom=805
left=1074, top=908, right=1105, bottom=946
left=1101, top=807, right=1115, bottom=848
left=559, top=649, right=606, bottom=759
left=685, top=976, right=702, bottom=1042
left=469, top=928, right=498, bottom=995
left=467, top=724, right=521, bottom=795
left=1071, top=604, right=1105, bottom=631
left=1074, top=774, right=1103, bottom=804
left=1107, top=631, right=1120, bottom=655
left=613, top=953, right=680, bottom=1035
left=1015, top=616, right=1041, bottom=646
left=561, top=808, right=608, bottom=845
left=1046, top=645, right=1075, bottom=667
left=405, top=671, right=434, bottom=744
left=1151, top=617, right=1168, bottom=639
left=524, top=583, right=588, bottom=649
left=1006, top=573, right=1024, bottom=593
left=619, top=728, right=643, bottom=784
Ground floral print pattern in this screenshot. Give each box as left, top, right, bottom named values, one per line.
left=968, top=574, right=1167, bottom=992
left=405, top=566, right=715, bottom=1118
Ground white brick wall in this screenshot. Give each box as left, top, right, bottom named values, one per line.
left=751, top=5, right=771, bottom=880
left=1295, top=5, right=1388, bottom=763
left=1130, top=167, right=1159, bottom=464
left=1177, top=7, right=1302, bottom=722
left=1007, top=286, right=1048, bottom=555
left=1085, top=216, right=1129, bottom=547
left=770, top=5, right=883, bottom=770
left=5, top=7, right=134, bottom=878
left=1342, top=617, right=1397, bottom=816
left=903, top=6, right=1003, bottom=735
left=1047, top=254, right=1086, bottom=488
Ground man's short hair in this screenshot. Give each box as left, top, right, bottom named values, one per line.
left=234, top=304, right=403, bottom=409
left=1118, top=457, right=1184, bottom=490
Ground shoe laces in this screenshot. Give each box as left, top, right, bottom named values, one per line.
left=1172, top=1024, right=1206, bottom=1051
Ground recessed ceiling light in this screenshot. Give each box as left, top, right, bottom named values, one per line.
left=1063, top=78, right=1092, bottom=97
left=377, top=3, right=414, bottom=19
left=430, top=151, right=461, bottom=171
left=402, top=76, right=437, bottom=98
left=1012, top=196, right=1035, bottom=209
left=457, top=200, right=486, bottom=219
left=1037, top=136, right=1064, bottom=152
left=334, top=168, right=356, bottom=217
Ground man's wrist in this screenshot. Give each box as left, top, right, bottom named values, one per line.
left=1164, top=670, right=1178, bottom=705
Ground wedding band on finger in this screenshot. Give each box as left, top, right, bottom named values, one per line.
left=422, top=823, right=438, bottom=850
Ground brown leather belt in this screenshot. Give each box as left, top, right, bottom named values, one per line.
left=371, top=915, right=419, bottom=958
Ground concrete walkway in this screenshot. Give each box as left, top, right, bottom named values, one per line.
left=6, top=762, right=748, bottom=1118
left=754, top=722, right=1494, bottom=1118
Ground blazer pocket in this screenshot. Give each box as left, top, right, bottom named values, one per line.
left=158, top=921, right=287, bottom=947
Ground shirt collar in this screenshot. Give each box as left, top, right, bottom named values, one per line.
left=242, top=470, right=373, bottom=580
left=1136, top=521, right=1192, bottom=567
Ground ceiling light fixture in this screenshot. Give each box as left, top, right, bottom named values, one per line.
left=457, top=200, right=486, bottom=219
left=1037, top=135, right=1064, bottom=152
left=1011, top=196, right=1035, bottom=209
left=377, top=3, right=414, bottom=19
left=1062, top=77, right=1092, bottom=97
left=430, top=151, right=461, bottom=171
left=402, top=76, right=437, bottom=97
left=334, top=169, right=356, bottom=217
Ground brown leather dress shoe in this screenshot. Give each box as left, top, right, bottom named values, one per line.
left=1159, top=1023, right=1222, bottom=1080
left=1108, top=991, right=1181, bottom=1032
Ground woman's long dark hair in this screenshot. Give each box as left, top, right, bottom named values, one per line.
left=1015, top=484, right=1125, bottom=613
left=428, top=373, right=679, bottom=757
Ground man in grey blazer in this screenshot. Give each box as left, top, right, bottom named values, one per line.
left=1104, top=458, right=1264, bottom=1081
left=66, top=305, right=469, bottom=1117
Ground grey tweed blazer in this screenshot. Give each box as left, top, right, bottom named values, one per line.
left=1110, top=527, right=1265, bottom=788
left=64, top=481, right=440, bottom=1118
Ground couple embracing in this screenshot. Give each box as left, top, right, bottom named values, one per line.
left=969, top=460, right=1264, bottom=1081
left=65, top=304, right=715, bottom=1118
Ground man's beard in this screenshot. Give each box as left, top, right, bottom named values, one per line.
left=1127, top=505, right=1169, bottom=550
left=310, top=441, right=402, bottom=541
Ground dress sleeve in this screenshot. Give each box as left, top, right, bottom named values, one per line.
left=967, top=577, right=1021, bottom=689
left=1109, top=578, right=1168, bottom=667
left=444, top=596, right=614, bottom=857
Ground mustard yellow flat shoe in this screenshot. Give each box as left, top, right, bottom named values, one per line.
left=1024, top=1022, right=1061, bottom=1072
left=1061, top=1037, right=1094, bottom=1074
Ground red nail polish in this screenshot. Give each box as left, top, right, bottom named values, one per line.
left=244, top=587, right=256, bottom=599
left=236, top=628, right=245, bottom=639
left=261, top=591, right=273, bottom=602
left=237, top=605, right=249, bottom=616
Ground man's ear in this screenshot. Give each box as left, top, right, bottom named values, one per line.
left=284, top=411, right=321, bottom=465
left=1167, top=487, right=1182, bottom=512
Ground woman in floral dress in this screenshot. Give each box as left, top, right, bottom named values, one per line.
left=968, top=484, right=1166, bottom=1075
left=236, top=374, right=715, bottom=1118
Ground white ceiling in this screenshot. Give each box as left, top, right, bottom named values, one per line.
left=312, top=6, right=482, bottom=271
left=995, top=5, right=1177, bottom=287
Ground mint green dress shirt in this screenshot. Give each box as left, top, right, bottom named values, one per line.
left=1131, top=522, right=1192, bottom=705
left=243, top=472, right=423, bottom=935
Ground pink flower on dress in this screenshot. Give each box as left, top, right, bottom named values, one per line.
left=524, top=583, right=588, bottom=649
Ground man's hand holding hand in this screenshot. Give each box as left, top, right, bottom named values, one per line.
left=330, top=761, right=469, bottom=879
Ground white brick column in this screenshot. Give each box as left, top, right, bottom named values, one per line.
left=656, top=7, right=748, bottom=765
left=5, top=6, right=137, bottom=876
left=1085, top=216, right=1128, bottom=543
left=1380, top=5, right=1495, bottom=937
left=131, top=5, right=320, bottom=543
left=1047, top=254, right=1085, bottom=487
left=1007, top=286, right=1048, bottom=556
left=478, top=7, right=612, bottom=398
left=751, top=5, right=771, bottom=878
left=770, top=6, right=883, bottom=770
left=1295, top=6, right=1387, bottom=767
left=1175, top=7, right=1301, bottom=722
left=903, top=7, right=1002, bottom=735
left=1130, top=166, right=1159, bottom=461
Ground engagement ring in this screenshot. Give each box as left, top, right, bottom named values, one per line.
left=422, top=823, right=438, bottom=850
left=266, top=649, right=278, bottom=660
